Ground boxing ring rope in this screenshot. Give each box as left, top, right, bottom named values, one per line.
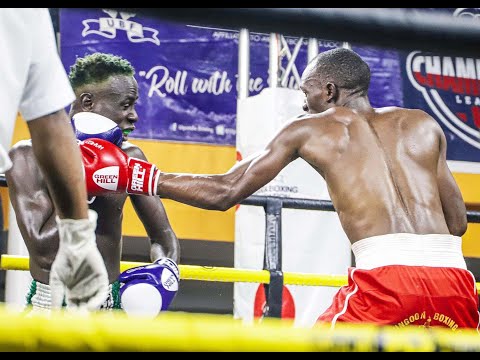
left=0, top=254, right=350, bottom=288
left=1, top=254, right=480, bottom=351
left=115, top=8, right=480, bottom=57
left=2, top=253, right=480, bottom=292
left=0, top=305, right=479, bottom=352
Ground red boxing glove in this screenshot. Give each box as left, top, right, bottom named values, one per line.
left=80, top=138, right=160, bottom=196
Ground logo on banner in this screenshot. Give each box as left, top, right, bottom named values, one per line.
left=82, top=9, right=160, bottom=45
left=406, top=51, right=480, bottom=150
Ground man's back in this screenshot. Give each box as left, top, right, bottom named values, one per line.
left=298, top=106, right=464, bottom=243
left=154, top=47, right=476, bottom=330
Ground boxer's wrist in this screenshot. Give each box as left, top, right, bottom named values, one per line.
left=154, top=257, right=180, bottom=281
left=126, top=157, right=160, bottom=196
left=55, top=209, right=97, bottom=247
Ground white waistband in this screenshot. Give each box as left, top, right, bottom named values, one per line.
left=351, top=233, right=467, bottom=270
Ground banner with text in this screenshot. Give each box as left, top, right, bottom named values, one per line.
left=59, top=8, right=404, bottom=146
left=60, top=8, right=239, bottom=145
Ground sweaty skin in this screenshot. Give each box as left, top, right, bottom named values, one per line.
left=156, top=58, right=467, bottom=244
left=7, top=74, right=179, bottom=284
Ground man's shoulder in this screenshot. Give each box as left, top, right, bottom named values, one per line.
left=312, top=107, right=355, bottom=126
left=7, top=139, right=42, bottom=178
left=9, top=139, right=33, bottom=155
left=121, top=141, right=146, bottom=158
left=377, top=107, right=441, bottom=135
left=121, top=141, right=138, bottom=151
left=376, top=106, right=429, bottom=117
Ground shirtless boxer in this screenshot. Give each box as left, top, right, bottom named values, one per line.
left=80, top=48, right=479, bottom=330
left=7, top=53, right=180, bottom=315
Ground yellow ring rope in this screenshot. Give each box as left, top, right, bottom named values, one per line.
left=1, top=254, right=478, bottom=291
left=0, top=254, right=345, bottom=287
left=0, top=255, right=479, bottom=351
left=0, top=305, right=478, bottom=351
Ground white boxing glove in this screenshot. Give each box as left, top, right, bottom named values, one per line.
left=49, top=209, right=109, bottom=311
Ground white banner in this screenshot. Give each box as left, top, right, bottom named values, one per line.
left=234, top=87, right=351, bottom=328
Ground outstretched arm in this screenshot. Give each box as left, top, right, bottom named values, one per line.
left=156, top=120, right=305, bottom=211
left=436, top=123, right=467, bottom=236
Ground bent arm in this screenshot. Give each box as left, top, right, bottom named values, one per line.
left=131, top=195, right=180, bottom=263
left=27, top=109, right=89, bottom=220
left=6, top=144, right=59, bottom=252
left=128, top=147, right=180, bottom=263
left=157, top=120, right=303, bottom=211
left=436, top=127, right=467, bottom=236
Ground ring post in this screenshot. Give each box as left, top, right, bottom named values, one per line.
left=262, top=197, right=284, bottom=318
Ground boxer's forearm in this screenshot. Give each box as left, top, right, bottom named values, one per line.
left=28, top=110, right=89, bottom=220
left=150, top=231, right=180, bottom=264
left=157, top=173, right=237, bottom=211
left=156, top=153, right=264, bottom=210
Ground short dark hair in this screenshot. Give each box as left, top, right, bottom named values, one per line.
left=68, top=53, right=135, bottom=91
left=312, top=48, right=371, bottom=95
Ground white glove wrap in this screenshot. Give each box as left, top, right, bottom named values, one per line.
left=49, top=209, right=109, bottom=311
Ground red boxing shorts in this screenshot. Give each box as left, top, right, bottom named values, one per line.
left=317, top=233, right=480, bottom=332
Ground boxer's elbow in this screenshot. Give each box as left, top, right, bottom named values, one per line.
left=447, top=214, right=467, bottom=237
left=208, top=185, right=241, bottom=211
left=450, top=219, right=467, bottom=237
left=206, top=192, right=237, bottom=211
left=215, top=199, right=237, bottom=211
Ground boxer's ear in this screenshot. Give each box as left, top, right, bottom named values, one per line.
left=326, top=82, right=337, bottom=103
left=80, top=93, right=93, bottom=111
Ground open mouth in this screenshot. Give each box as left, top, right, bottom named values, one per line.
left=122, top=129, right=133, bottom=139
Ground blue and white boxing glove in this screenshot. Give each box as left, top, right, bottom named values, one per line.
left=119, top=258, right=180, bottom=318
left=71, top=112, right=123, bottom=147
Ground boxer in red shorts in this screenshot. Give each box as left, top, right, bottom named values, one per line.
left=318, top=233, right=479, bottom=330
left=80, top=48, right=480, bottom=331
